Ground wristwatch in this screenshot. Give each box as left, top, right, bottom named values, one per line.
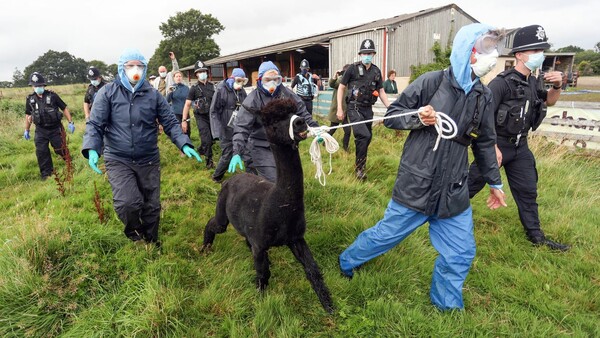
left=552, top=84, right=562, bottom=90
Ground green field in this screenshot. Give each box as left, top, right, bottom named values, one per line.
left=0, top=85, right=599, bottom=337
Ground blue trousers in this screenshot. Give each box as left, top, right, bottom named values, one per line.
left=339, top=199, right=475, bottom=310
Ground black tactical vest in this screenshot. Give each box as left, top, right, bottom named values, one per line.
left=495, top=70, right=546, bottom=137
left=346, top=62, right=381, bottom=105
left=28, top=91, right=63, bottom=128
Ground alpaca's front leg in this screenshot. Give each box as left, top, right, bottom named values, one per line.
left=252, top=247, right=271, bottom=291
left=202, top=215, right=229, bottom=252
left=289, top=238, right=335, bottom=314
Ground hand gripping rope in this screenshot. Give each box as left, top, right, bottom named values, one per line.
left=291, top=109, right=458, bottom=186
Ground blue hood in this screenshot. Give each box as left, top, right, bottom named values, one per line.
left=117, top=48, right=148, bottom=93
left=450, top=23, right=495, bottom=94
left=257, top=61, right=281, bottom=96
left=226, top=68, right=246, bottom=89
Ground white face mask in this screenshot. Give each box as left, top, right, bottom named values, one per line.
left=262, top=80, right=278, bottom=94
left=159, top=71, right=167, bottom=78
left=125, top=66, right=144, bottom=84
left=471, top=50, right=499, bottom=78
left=198, top=72, right=208, bottom=81
left=233, top=82, right=243, bottom=90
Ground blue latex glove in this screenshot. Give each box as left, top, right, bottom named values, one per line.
left=68, top=122, right=75, bottom=133
left=228, top=154, right=244, bottom=173
left=182, top=145, right=202, bottom=162
left=24, top=130, right=30, bottom=140
left=88, top=149, right=102, bottom=174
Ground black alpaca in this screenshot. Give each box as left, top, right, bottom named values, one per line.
left=202, top=98, right=334, bottom=313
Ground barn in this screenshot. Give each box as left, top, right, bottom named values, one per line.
left=180, top=3, right=478, bottom=89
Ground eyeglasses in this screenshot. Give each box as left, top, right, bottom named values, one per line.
left=262, top=75, right=282, bottom=85
left=234, top=77, right=248, bottom=85
left=124, top=63, right=146, bottom=70
left=473, top=33, right=501, bottom=55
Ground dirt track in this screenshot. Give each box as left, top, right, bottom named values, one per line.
left=576, top=76, right=600, bottom=89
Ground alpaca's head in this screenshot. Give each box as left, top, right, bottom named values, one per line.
left=260, top=98, right=308, bottom=146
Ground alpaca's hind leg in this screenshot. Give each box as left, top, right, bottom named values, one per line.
left=289, top=238, right=335, bottom=314
left=251, top=247, right=271, bottom=291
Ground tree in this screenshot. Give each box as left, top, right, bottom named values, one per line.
left=12, top=68, right=27, bottom=87
left=107, top=64, right=118, bottom=80
left=409, top=41, right=451, bottom=83
left=590, top=60, right=600, bottom=74
left=23, top=50, right=87, bottom=85
left=555, top=45, right=584, bottom=53
left=577, top=61, right=593, bottom=76
left=594, top=42, right=600, bottom=53
left=147, top=9, right=224, bottom=73
left=574, top=50, right=600, bottom=66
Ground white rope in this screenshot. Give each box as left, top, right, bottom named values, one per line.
left=307, top=127, right=338, bottom=186
left=306, top=109, right=458, bottom=185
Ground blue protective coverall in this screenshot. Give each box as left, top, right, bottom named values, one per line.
left=339, top=23, right=503, bottom=310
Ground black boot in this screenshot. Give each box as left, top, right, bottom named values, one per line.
left=355, top=167, right=367, bottom=181
left=206, top=159, right=215, bottom=169
left=529, top=236, right=570, bottom=251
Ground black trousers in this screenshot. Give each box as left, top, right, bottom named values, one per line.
left=174, top=114, right=191, bottom=138
left=194, top=112, right=213, bottom=161
left=467, top=138, right=544, bottom=239
left=328, top=114, right=352, bottom=150
left=302, top=99, right=313, bottom=115
left=34, top=124, right=69, bottom=178
left=105, top=160, right=161, bottom=242
left=346, top=102, right=373, bottom=169
left=213, top=126, right=234, bottom=179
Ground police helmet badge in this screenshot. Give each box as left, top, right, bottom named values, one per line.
left=364, top=40, right=371, bottom=49
left=88, top=69, right=94, bottom=76
left=32, top=74, right=38, bottom=82
left=535, top=26, right=546, bottom=41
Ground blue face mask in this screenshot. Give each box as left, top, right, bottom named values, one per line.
left=91, top=79, right=100, bottom=87
left=361, top=55, right=373, bottom=65
left=34, top=87, right=45, bottom=95
left=301, top=69, right=308, bottom=75
left=524, top=52, right=545, bottom=71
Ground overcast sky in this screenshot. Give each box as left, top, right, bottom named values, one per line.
left=1, top=0, right=597, bottom=82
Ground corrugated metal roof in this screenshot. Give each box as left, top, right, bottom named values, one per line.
left=202, top=3, right=475, bottom=67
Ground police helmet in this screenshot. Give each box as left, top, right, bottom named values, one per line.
left=510, top=25, right=551, bottom=54
left=29, top=72, right=46, bottom=86
left=194, top=60, right=208, bottom=73
left=300, top=59, right=310, bottom=70
left=359, top=39, right=376, bottom=54
left=87, top=67, right=101, bottom=80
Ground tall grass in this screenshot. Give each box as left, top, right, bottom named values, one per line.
left=0, top=85, right=599, bottom=337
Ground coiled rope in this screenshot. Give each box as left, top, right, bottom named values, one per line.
left=305, top=109, right=457, bottom=186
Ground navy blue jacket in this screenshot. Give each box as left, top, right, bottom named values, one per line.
left=385, top=68, right=501, bottom=218
left=232, top=86, right=318, bottom=155
left=209, top=80, right=248, bottom=140
left=166, top=83, right=190, bottom=116
left=82, top=77, right=192, bottom=164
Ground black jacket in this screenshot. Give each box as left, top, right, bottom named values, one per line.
left=209, top=81, right=248, bottom=140
left=82, top=77, right=192, bottom=164
left=385, top=68, right=501, bottom=218
left=232, top=86, right=318, bottom=157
